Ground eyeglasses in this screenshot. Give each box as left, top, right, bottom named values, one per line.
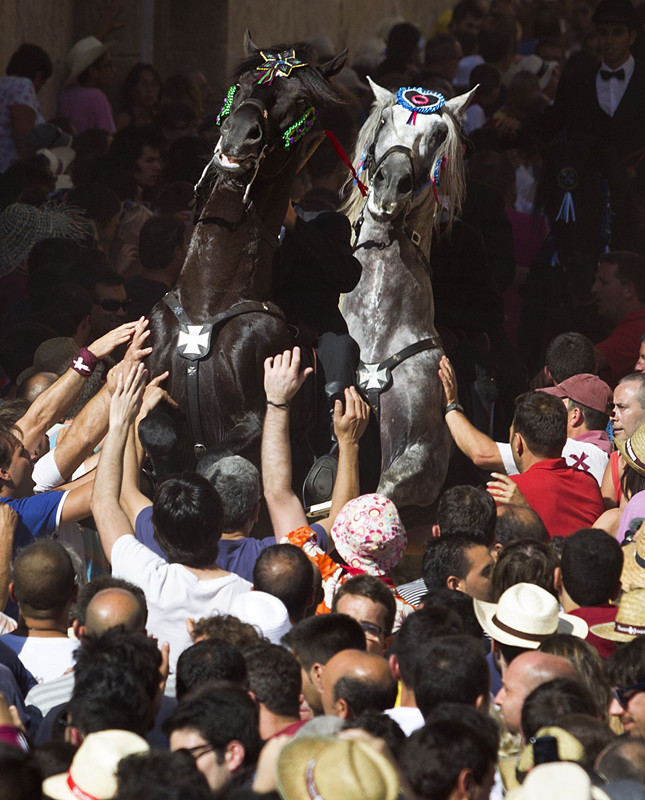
left=611, top=681, right=645, bottom=709
left=359, top=620, right=386, bottom=639
left=95, top=298, right=131, bottom=312
left=180, top=743, right=215, bottom=761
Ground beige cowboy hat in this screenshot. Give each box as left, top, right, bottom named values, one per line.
left=277, top=736, right=400, bottom=800
left=66, top=36, right=110, bottom=84
left=591, top=588, right=645, bottom=642
left=16, top=337, right=79, bottom=387
left=507, top=762, right=609, bottom=800
left=615, top=423, right=645, bottom=478
left=43, top=729, right=149, bottom=800
left=473, top=583, right=588, bottom=648
left=619, top=522, right=645, bottom=592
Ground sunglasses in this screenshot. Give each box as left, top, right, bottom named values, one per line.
left=95, top=298, right=131, bottom=312
left=359, top=620, right=386, bottom=639
left=180, top=743, right=215, bottom=761
left=611, top=681, right=645, bottom=709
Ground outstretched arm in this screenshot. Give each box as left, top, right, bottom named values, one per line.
left=261, top=348, right=313, bottom=538
left=16, top=322, right=139, bottom=454
left=91, top=363, right=147, bottom=563
left=438, top=355, right=506, bottom=472
left=318, top=387, right=370, bottom=536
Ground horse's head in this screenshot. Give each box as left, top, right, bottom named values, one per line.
left=208, top=33, right=346, bottom=183
left=350, top=79, right=475, bottom=225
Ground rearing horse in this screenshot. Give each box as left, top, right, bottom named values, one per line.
left=343, top=79, right=474, bottom=509
left=145, top=35, right=346, bottom=470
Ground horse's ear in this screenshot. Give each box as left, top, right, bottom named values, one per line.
left=244, top=30, right=260, bottom=56
left=444, top=85, right=478, bottom=118
left=366, top=76, right=396, bottom=106
left=318, top=49, right=348, bottom=79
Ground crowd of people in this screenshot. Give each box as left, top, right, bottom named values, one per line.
left=1, top=0, right=645, bottom=798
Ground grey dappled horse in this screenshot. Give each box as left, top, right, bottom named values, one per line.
left=343, top=79, right=474, bottom=509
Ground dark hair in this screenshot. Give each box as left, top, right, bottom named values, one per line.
left=332, top=574, right=396, bottom=636
left=425, top=33, right=460, bottom=64
left=197, top=455, right=261, bottom=532
left=281, top=613, right=366, bottom=671
left=75, top=574, right=148, bottom=628
left=565, top=398, right=608, bottom=432
left=467, top=150, right=515, bottom=199
left=600, top=250, right=645, bottom=304
left=176, top=639, right=247, bottom=701
left=116, top=749, right=212, bottom=800
left=394, top=604, right=464, bottom=687
left=155, top=181, right=195, bottom=214
left=0, top=428, right=21, bottom=471
left=162, top=682, right=261, bottom=774
left=401, top=718, right=497, bottom=800
left=151, top=473, right=223, bottom=568
left=0, top=399, right=28, bottom=429
left=427, top=703, right=499, bottom=752
left=545, top=332, right=596, bottom=384
left=422, top=589, right=484, bottom=641
left=158, top=101, right=197, bottom=130
left=414, top=635, right=490, bottom=717
left=556, top=714, right=617, bottom=769
left=6, top=43, right=52, bottom=81
left=109, top=126, right=162, bottom=173
left=243, top=641, right=302, bottom=719
left=607, top=636, right=645, bottom=688
left=520, top=677, right=598, bottom=740
left=492, top=539, right=558, bottom=601
left=138, top=215, right=185, bottom=271
left=0, top=744, right=43, bottom=800
left=37, top=283, right=92, bottom=338
left=31, top=741, right=76, bottom=780
left=189, top=614, right=261, bottom=649
left=560, top=529, right=623, bottom=606
left=452, top=0, right=485, bottom=24
left=343, top=711, right=407, bottom=761
left=12, top=540, right=76, bottom=618
left=422, top=534, right=483, bottom=593
left=120, top=62, right=162, bottom=116
left=67, top=184, right=120, bottom=230
left=69, top=263, right=124, bottom=301
left=512, top=391, right=567, bottom=458
left=469, top=63, right=502, bottom=94
left=252, top=544, right=313, bottom=623
left=334, top=672, right=398, bottom=716
left=163, top=136, right=212, bottom=185
left=437, top=485, right=497, bottom=546
left=595, top=739, right=645, bottom=784
left=67, top=663, right=153, bottom=737
left=386, top=23, right=421, bottom=58
left=621, top=460, right=645, bottom=503
left=494, top=505, right=549, bottom=546
left=479, top=29, right=515, bottom=63
left=73, top=628, right=161, bottom=701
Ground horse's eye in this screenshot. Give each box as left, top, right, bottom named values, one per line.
left=380, top=118, right=385, bottom=126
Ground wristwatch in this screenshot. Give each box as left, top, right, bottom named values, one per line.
left=443, top=401, right=464, bottom=416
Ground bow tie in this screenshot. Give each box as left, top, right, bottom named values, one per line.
left=600, top=68, right=626, bottom=80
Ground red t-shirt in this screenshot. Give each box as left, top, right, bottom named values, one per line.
left=510, top=458, right=605, bottom=538
left=569, top=604, right=617, bottom=659
left=596, top=309, right=645, bottom=386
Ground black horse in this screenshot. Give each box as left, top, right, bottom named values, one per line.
left=144, top=35, right=346, bottom=478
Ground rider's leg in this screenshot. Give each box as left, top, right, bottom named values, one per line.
left=315, top=331, right=360, bottom=406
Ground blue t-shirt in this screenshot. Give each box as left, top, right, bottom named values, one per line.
left=134, top=506, right=328, bottom=583
left=0, top=492, right=65, bottom=553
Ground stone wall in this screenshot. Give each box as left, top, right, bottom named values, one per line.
left=0, top=0, right=448, bottom=123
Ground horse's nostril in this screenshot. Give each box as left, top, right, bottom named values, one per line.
left=398, top=175, right=413, bottom=195
left=375, top=168, right=385, bottom=183
left=248, top=123, right=263, bottom=143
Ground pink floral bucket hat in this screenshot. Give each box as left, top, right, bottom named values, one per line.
left=331, top=493, right=406, bottom=576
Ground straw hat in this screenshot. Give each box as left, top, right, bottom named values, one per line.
left=591, top=588, right=645, bottom=642
left=43, top=729, right=149, bottom=800
left=0, top=203, right=93, bottom=277
left=517, top=726, right=585, bottom=775
left=277, top=736, right=400, bottom=800
left=620, top=523, right=645, bottom=592
left=615, top=424, right=645, bottom=478
left=16, top=337, right=79, bottom=386
left=473, top=583, right=588, bottom=648
left=228, top=591, right=292, bottom=644
left=66, top=36, right=110, bottom=84
left=507, top=762, right=609, bottom=800
left=331, top=494, right=406, bottom=576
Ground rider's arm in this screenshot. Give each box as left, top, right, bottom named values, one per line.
left=15, top=323, right=137, bottom=454
left=317, top=388, right=370, bottom=536
left=261, top=348, right=312, bottom=538
left=438, top=355, right=505, bottom=472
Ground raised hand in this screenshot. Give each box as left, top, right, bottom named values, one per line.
left=263, top=347, right=313, bottom=405
left=141, top=371, right=179, bottom=415
left=124, top=317, right=152, bottom=363
left=109, top=362, right=147, bottom=429
left=333, top=387, right=370, bottom=445
left=87, top=321, right=138, bottom=360
left=438, top=355, right=459, bottom=407
left=487, top=472, right=529, bottom=506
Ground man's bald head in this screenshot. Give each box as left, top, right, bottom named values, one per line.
left=321, top=649, right=397, bottom=719
left=493, top=651, right=577, bottom=735
left=83, top=588, right=147, bottom=636
left=11, top=540, right=76, bottom=620
left=17, top=372, right=59, bottom=403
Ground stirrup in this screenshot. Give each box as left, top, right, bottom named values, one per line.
left=302, top=453, right=338, bottom=508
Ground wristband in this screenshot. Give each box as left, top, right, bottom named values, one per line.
left=70, top=347, right=99, bottom=377
left=266, top=400, right=290, bottom=409
left=443, top=401, right=464, bottom=416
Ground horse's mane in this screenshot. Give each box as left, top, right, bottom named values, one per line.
left=234, top=43, right=342, bottom=110
left=343, top=93, right=466, bottom=232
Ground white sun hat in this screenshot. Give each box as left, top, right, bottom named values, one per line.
left=66, top=36, right=110, bottom=84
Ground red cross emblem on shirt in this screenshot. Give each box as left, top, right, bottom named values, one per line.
left=570, top=452, right=589, bottom=472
